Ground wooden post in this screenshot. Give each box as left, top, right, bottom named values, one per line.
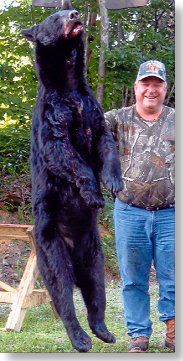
left=5, top=250, right=39, bottom=332
left=0, top=224, right=52, bottom=332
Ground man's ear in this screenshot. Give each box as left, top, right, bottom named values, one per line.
left=21, top=24, right=39, bottom=42
left=134, top=81, right=138, bottom=94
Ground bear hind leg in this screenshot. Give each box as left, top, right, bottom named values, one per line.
left=35, top=218, right=92, bottom=352
left=75, top=231, right=116, bottom=344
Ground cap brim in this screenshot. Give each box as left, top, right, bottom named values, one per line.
left=137, top=74, right=166, bottom=82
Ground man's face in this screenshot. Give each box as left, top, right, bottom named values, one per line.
left=134, top=76, right=167, bottom=112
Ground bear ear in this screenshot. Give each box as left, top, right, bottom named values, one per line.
left=21, top=24, right=39, bottom=42
left=62, top=0, right=73, bottom=10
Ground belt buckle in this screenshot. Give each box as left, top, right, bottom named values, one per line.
left=146, top=206, right=159, bottom=211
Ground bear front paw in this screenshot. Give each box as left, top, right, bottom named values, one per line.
left=102, top=174, right=123, bottom=194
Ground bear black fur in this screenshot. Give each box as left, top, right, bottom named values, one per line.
left=22, top=1, right=122, bottom=352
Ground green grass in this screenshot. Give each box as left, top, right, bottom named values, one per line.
left=0, top=281, right=172, bottom=353
left=102, top=235, right=119, bottom=276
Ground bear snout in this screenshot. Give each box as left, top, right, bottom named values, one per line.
left=69, top=10, right=80, bottom=21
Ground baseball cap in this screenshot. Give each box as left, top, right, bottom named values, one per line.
left=136, top=60, right=167, bottom=82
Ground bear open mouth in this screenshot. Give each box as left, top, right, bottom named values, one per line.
left=71, top=23, right=83, bottom=36
left=65, top=22, right=83, bottom=38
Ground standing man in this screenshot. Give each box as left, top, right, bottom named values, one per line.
left=105, top=60, right=175, bottom=352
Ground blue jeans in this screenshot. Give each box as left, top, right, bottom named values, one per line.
left=114, top=198, right=175, bottom=339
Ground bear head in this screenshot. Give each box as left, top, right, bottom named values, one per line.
left=22, top=1, right=83, bottom=46
left=21, top=1, right=85, bottom=89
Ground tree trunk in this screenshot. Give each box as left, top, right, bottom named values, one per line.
left=85, top=3, right=97, bottom=66
left=96, top=0, right=109, bottom=106
left=117, top=18, right=126, bottom=44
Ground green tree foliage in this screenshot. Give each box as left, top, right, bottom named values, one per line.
left=0, top=0, right=175, bottom=175
left=0, top=1, right=52, bottom=173
left=0, top=1, right=55, bottom=125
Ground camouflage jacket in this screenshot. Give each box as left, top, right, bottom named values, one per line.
left=105, top=105, right=175, bottom=209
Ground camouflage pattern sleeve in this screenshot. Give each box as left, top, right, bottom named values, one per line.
left=104, top=109, right=118, bottom=141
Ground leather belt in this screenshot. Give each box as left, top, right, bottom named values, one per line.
left=129, top=204, right=175, bottom=211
